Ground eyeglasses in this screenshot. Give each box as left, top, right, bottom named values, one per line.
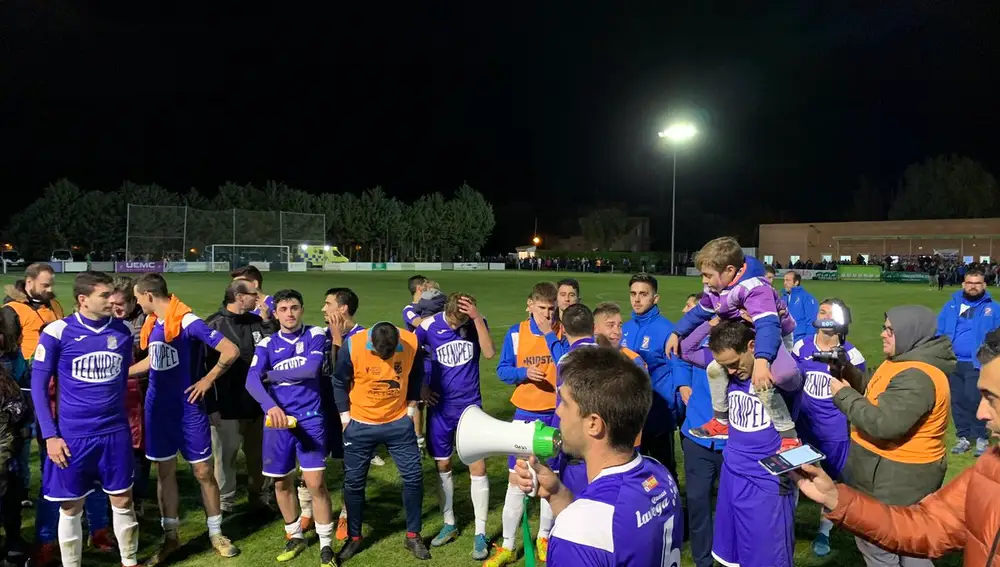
left=881, top=325, right=894, bottom=336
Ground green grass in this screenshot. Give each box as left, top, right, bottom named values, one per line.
left=2, top=272, right=972, bottom=566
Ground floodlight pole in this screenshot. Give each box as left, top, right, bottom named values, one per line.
left=671, top=149, right=677, bottom=275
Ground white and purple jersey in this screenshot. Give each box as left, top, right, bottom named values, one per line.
left=246, top=325, right=327, bottom=421
left=724, top=377, right=793, bottom=482
left=416, top=313, right=487, bottom=407
left=675, top=257, right=794, bottom=363
left=549, top=454, right=683, bottom=567
left=402, top=304, right=420, bottom=331
left=791, top=336, right=866, bottom=443
left=250, top=294, right=275, bottom=318
left=146, top=313, right=224, bottom=413
left=30, top=313, right=134, bottom=439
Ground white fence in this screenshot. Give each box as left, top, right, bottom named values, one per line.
left=39, top=261, right=504, bottom=274
left=323, top=262, right=505, bottom=272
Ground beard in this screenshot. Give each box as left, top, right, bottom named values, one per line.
left=963, top=290, right=984, bottom=302
left=28, top=288, right=54, bottom=303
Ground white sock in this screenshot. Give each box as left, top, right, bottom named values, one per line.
left=501, top=483, right=525, bottom=549
left=316, top=522, right=334, bottom=550
left=298, top=484, right=313, bottom=518
left=438, top=470, right=455, bottom=526
left=112, top=506, right=139, bottom=567
left=470, top=475, right=490, bottom=536
left=818, top=517, right=834, bottom=537
left=284, top=520, right=304, bottom=540
left=538, top=498, right=554, bottom=539
left=161, top=517, right=180, bottom=537
left=58, top=509, right=84, bottom=567
left=206, top=514, right=223, bottom=537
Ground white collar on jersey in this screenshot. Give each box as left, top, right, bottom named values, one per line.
left=74, top=312, right=112, bottom=334
left=277, top=326, right=306, bottom=345
left=591, top=453, right=644, bottom=483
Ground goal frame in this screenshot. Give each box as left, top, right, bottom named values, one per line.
left=207, top=244, right=291, bottom=272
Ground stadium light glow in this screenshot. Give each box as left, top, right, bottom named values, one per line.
left=532, top=236, right=541, bottom=245
left=658, top=122, right=697, bottom=142
left=323, top=245, right=331, bottom=251
left=300, top=244, right=308, bottom=251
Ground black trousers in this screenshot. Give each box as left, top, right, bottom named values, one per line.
left=681, top=436, right=724, bottom=567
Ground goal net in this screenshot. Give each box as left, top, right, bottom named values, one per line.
left=207, top=245, right=290, bottom=271
left=125, top=205, right=326, bottom=269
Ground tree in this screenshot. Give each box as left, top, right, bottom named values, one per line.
left=889, top=154, right=998, bottom=220
left=1, top=178, right=501, bottom=261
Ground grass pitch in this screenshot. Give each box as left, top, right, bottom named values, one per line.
left=2, top=271, right=971, bottom=566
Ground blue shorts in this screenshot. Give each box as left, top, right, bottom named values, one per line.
left=427, top=402, right=480, bottom=461
left=43, top=429, right=134, bottom=502
left=262, top=417, right=327, bottom=477
left=146, top=401, right=213, bottom=463
left=507, top=409, right=560, bottom=472
left=713, top=464, right=796, bottom=567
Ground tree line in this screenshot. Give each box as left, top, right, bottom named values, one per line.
left=1, top=180, right=496, bottom=262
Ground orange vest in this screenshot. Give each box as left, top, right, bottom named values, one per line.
left=347, top=327, right=418, bottom=425
left=620, top=346, right=646, bottom=447
left=509, top=320, right=558, bottom=412
left=4, top=299, right=64, bottom=360
left=851, top=359, right=951, bottom=464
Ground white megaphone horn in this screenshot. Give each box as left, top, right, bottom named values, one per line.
left=455, top=406, right=562, bottom=466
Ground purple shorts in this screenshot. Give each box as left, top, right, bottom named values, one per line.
left=813, top=437, right=849, bottom=481
left=146, top=401, right=213, bottom=463
left=262, top=416, right=327, bottom=477
left=427, top=402, right=480, bottom=460
left=559, top=459, right=588, bottom=496
left=44, top=429, right=134, bottom=501
left=507, top=409, right=560, bottom=472
left=713, top=464, right=796, bottom=567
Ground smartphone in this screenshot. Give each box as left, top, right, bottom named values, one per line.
left=758, top=443, right=825, bottom=476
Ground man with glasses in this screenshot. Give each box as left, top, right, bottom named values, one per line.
left=204, top=279, right=277, bottom=514
left=937, top=268, right=1000, bottom=456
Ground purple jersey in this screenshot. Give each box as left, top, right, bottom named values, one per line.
left=549, top=454, right=683, bottom=567
left=402, top=304, right=419, bottom=331
left=791, top=336, right=866, bottom=443
left=30, top=314, right=134, bottom=439
left=146, top=313, right=224, bottom=410
left=416, top=313, right=487, bottom=406
left=246, top=325, right=327, bottom=420
left=723, top=377, right=792, bottom=481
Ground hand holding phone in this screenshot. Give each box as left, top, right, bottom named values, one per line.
left=758, top=443, right=825, bottom=476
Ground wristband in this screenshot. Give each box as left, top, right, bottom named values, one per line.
left=340, top=412, right=351, bottom=425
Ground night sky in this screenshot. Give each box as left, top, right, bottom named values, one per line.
left=2, top=1, right=997, bottom=251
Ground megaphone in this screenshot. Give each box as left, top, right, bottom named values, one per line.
left=455, top=406, right=562, bottom=465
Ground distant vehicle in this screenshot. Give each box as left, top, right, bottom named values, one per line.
left=50, top=249, right=73, bottom=262
left=2, top=250, right=24, bottom=268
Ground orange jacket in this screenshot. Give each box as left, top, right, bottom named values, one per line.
left=827, top=446, right=1000, bottom=566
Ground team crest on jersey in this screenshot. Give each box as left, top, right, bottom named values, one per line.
left=458, top=326, right=468, bottom=339
left=394, top=361, right=403, bottom=375
left=252, top=331, right=262, bottom=344
left=107, top=335, right=118, bottom=350
left=987, top=307, right=993, bottom=316
left=641, top=336, right=650, bottom=349
left=296, top=342, right=304, bottom=354
left=642, top=475, right=659, bottom=492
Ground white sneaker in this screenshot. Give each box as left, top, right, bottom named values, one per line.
left=371, top=455, right=386, bottom=467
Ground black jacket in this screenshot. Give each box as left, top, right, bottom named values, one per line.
left=203, top=307, right=277, bottom=420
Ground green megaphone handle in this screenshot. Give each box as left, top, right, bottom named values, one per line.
left=522, top=496, right=536, bottom=567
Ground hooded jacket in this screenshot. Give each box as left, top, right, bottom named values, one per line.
left=834, top=305, right=957, bottom=506
left=203, top=306, right=277, bottom=420
left=827, top=446, right=1000, bottom=566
